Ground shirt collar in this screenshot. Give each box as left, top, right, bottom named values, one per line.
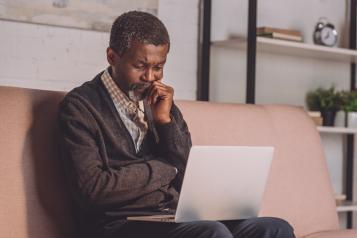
left=101, top=68, right=143, bottom=114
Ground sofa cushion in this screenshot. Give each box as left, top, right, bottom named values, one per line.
left=0, top=86, right=345, bottom=238
left=176, top=101, right=340, bottom=238
left=303, top=229, right=357, bottom=238
left=0, top=86, right=75, bottom=238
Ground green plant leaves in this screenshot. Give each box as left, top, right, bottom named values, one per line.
left=306, top=87, right=357, bottom=112
left=341, top=90, right=357, bottom=112
left=306, top=86, right=342, bottom=111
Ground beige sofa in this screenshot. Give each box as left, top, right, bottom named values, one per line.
left=0, top=86, right=356, bottom=238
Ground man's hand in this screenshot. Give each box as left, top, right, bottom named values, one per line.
left=147, top=81, right=173, bottom=124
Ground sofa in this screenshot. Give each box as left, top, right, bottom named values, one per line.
left=0, top=85, right=356, bottom=238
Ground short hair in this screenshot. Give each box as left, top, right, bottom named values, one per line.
left=109, top=11, right=170, bottom=56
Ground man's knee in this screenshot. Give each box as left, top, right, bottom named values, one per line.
left=193, top=221, right=233, bottom=238
left=250, top=217, right=295, bottom=237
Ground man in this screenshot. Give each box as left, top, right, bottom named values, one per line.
left=58, top=11, right=295, bottom=238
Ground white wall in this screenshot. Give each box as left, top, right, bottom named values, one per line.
left=158, top=0, right=199, bottom=100
left=0, top=20, right=108, bottom=92
left=0, top=0, right=199, bottom=100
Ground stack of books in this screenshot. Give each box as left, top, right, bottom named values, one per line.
left=307, top=111, right=322, bottom=126
left=257, top=27, right=303, bottom=42
left=334, top=194, right=346, bottom=205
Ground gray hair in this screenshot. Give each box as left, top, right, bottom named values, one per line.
left=109, top=11, right=170, bottom=55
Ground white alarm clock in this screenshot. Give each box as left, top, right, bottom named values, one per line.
left=313, top=18, right=338, bottom=47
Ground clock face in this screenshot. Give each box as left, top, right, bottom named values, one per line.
left=320, top=27, right=337, bottom=46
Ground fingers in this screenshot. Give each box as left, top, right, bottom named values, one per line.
left=149, top=85, right=169, bottom=105
left=147, top=81, right=174, bottom=105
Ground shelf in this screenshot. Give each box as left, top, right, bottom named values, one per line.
left=317, top=126, right=357, bottom=134
left=212, top=37, right=357, bottom=63
left=337, top=201, right=357, bottom=212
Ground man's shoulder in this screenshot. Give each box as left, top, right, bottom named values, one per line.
left=61, top=71, right=105, bottom=107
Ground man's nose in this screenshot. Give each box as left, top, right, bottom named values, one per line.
left=142, top=68, right=155, bottom=82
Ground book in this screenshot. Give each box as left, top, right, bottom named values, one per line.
left=257, top=27, right=303, bottom=42
left=257, top=27, right=301, bottom=36
left=307, top=111, right=321, bottom=117
left=307, top=111, right=323, bottom=126
left=334, top=194, right=346, bottom=205
left=258, top=32, right=303, bottom=42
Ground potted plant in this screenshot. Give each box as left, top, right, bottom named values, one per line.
left=340, top=90, right=357, bottom=128
left=306, top=86, right=342, bottom=126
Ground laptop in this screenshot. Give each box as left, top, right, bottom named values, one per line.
left=127, top=145, right=274, bottom=223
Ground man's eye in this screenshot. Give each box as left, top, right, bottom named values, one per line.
left=134, top=64, right=145, bottom=69
left=154, top=66, right=163, bottom=71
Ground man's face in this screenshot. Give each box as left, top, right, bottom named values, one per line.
left=107, top=41, right=169, bottom=101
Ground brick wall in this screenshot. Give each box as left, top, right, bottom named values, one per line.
left=0, top=0, right=199, bottom=100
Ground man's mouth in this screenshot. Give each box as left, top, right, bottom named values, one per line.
left=131, top=82, right=151, bottom=92
left=128, top=82, right=151, bottom=102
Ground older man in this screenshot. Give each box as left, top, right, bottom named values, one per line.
left=58, top=11, right=295, bottom=238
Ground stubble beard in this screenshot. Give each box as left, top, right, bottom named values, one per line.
left=127, top=82, right=152, bottom=102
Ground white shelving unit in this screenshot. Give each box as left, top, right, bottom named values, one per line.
left=213, top=36, right=357, bottom=216
left=207, top=1, right=357, bottom=227
left=318, top=126, right=357, bottom=213
left=212, top=37, right=357, bottom=63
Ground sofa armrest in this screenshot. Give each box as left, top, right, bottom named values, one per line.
left=303, top=229, right=357, bottom=238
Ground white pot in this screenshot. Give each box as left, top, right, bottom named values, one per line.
left=334, top=111, right=346, bottom=127
left=347, top=112, right=357, bottom=128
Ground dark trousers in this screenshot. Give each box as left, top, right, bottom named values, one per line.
left=104, top=217, right=295, bottom=238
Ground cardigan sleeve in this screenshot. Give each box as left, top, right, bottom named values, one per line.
left=155, top=103, right=192, bottom=190
left=58, top=98, right=178, bottom=211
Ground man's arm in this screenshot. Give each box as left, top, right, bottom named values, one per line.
left=146, top=81, right=192, bottom=188
left=155, top=103, right=192, bottom=191
left=58, top=99, right=177, bottom=211
left=155, top=103, right=192, bottom=172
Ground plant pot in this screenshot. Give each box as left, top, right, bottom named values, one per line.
left=334, top=111, right=346, bottom=127
left=333, top=111, right=357, bottom=127
left=321, top=109, right=337, bottom=126
left=347, top=112, right=357, bottom=128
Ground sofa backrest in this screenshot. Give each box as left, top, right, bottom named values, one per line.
left=0, top=86, right=75, bottom=238
left=176, top=101, right=339, bottom=238
left=0, top=86, right=339, bottom=238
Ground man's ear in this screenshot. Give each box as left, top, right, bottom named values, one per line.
left=106, top=47, right=118, bottom=66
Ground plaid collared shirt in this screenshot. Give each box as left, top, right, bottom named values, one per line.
left=101, top=68, right=148, bottom=152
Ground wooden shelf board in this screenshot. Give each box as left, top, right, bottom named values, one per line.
left=337, top=201, right=357, bottom=212
left=212, top=37, right=357, bottom=63
left=317, top=126, right=357, bottom=134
